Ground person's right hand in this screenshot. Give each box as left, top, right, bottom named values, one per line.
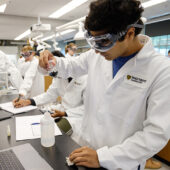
left=51, top=110, right=66, bottom=118
left=39, top=50, right=56, bottom=70
left=13, top=99, right=31, bottom=108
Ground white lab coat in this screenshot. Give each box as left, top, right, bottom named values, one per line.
left=66, top=53, right=77, bottom=58
left=19, top=57, right=44, bottom=98
left=0, top=51, right=23, bottom=89
left=33, top=77, right=68, bottom=106
left=51, top=35, right=170, bottom=170
left=17, top=58, right=31, bottom=77
left=65, top=53, right=72, bottom=58
left=33, top=75, right=87, bottom=117
left=33, top=75, right=87, bottom=141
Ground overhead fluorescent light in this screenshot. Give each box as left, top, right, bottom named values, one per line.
left=56, top=16, right=86, bottom=30
left=57, top=29, right=76, bottom=36
left=14, top=29, right=31, bottom=40
left=33, top=34, right=44, bottom=40
left=142, top=0, right=168, bottom=8
left=49, top=0, right=88, bottom=19
left=0, top=3, right=7, bottom=12
left=41, top=35, right=55, bottom=42
left=41, top=29, right=76, bottom=41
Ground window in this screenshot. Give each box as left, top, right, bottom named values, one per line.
left=151, top=35, right=170, bottom=56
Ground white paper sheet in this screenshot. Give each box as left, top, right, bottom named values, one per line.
left=0, top=102, right=37, bottom=114
left=16, top=115, right=62, bottom=141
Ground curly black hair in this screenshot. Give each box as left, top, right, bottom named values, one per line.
left=85, top=0, right=144, bottom=40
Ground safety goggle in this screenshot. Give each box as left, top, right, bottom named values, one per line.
left=84, top=23, right=144, bottom=52
left=20, top=51, right=33, bottom=58
left=70, top=47, right=77, bottom=52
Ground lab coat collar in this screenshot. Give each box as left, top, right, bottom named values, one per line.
left=106, top=34, right=154, bottom=86
left=102, top=57, right=113, bottom=87
left=65, top=53, right=73, bottom=58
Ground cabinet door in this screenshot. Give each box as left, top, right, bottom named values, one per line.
left=157, top=140, right=170, bottom=162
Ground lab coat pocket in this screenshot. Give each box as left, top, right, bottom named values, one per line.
left=103, top=75, right=148, bottom=126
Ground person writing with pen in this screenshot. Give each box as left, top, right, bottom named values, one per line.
left=13, top=50, right=87, bottom=144
left=14, top=45, right=44, bottom=102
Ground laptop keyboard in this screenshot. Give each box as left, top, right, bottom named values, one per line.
left=0, top=149, right=25, bottom=170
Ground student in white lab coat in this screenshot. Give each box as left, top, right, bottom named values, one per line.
left=65, top=43, right=77, bottom=58
left=14, top=50, right=87, bottom=141
left=17, top=56, right=31, bottom=78
left=0, top=50, right=23, bottom=89
left=39, top=0, right=170, bottom=170
left=13, top=74, right=87, bottom=140
left=17, top=46, right=44, bottom=98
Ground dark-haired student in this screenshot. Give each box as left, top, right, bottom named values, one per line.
left=39, top=0, right=170, bottom=170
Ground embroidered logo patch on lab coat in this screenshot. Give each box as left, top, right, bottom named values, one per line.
left=74, top=82, right=81, bottom=85
left=124, top=74, right=147, bottom=88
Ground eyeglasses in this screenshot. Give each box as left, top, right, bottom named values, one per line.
left=84, top=23, right=144, bottom=52
left=70, top=47, right=77, bottom=52
left=20, top=51, right=33, bottom=58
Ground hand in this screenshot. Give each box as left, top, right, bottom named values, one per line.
left=51, top=110, right=66, bottom=118
left=13, top=99, right=31, bottom=108
left=39, top=50, right=56, bottom=70
left=56, top=96, right=62, bottom=103
left=69, top=146, right=100, bottom=168
left=12, top=94, right=24, bottom=105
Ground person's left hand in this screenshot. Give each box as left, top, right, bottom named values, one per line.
left=69, top=146, right=100, bottom=168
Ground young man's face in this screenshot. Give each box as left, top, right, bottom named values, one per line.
left=90, top=29, right=133, bottom=61
left=68, top=46, right=77, bottom=56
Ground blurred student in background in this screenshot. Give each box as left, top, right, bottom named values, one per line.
left=65, top=43, right=77, bottom=58
left=0, top=50, right=23, bottom=90
left=16, top=45, right=44, bottom=99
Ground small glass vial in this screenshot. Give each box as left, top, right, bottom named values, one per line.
left=48, top=60, right=58, bottom=78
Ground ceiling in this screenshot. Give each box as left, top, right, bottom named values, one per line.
left=0, top=0, right=169, bottom=40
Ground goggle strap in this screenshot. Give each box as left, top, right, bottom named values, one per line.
left=118, top=23, right=144, bottom=37
left=128, top=23, right=144, bottom=29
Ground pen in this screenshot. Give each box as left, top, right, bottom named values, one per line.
left=16, top=94, right=21, bottom=102
left=31, top=123, right=40, bottom=125
left=48, top=110, right=54, bottom=114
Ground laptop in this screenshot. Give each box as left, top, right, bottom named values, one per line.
left=0, top=143, right=53, bottom=170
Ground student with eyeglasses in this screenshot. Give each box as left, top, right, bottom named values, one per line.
left=15, top=45, right=44, bottom=100
left=65, top=43, right=77, bottom=58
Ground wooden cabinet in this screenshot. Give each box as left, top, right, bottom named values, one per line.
left=44, top=76, right=53, bottom=92
left=157, top=140, right=170, bottom=163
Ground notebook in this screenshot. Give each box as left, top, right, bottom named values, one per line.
left=0, top=102, right=37, bottom=115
